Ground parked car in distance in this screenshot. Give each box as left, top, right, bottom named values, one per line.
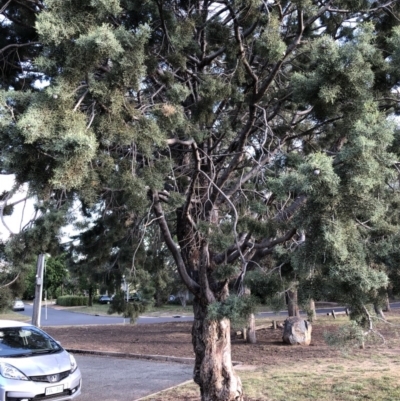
left=98, top=295, right=113, bottom=304
left=128, top=292, right=142, bottom=302
left=0, top=320, right=82, bottom=401
left=12, top=299, right=25, bottom=312
left=168, top=294, right=182, bottom=304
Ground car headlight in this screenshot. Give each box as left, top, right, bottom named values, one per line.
left=69, top=353, right=78, bottom=373
left=0, top=363, right=29, bottom=381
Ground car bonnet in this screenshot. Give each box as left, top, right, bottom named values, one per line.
left=1, top=350, right=72, bottom=376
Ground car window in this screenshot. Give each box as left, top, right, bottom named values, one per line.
left=0, top=326, right=62, bottom=357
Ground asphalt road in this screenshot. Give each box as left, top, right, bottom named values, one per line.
left=75, top=354, right=193, bottom=401
left=18, top=304, right=195, bottom=326
left=16, top=302, right=400, bottom=327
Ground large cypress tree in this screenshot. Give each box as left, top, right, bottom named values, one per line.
left=1, top=1, right=400, bottom=400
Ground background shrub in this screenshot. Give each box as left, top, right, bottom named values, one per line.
left=56, top=295, right=88, bottom=306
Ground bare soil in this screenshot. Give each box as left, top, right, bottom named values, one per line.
left=45, top=319, right=344, bottom=365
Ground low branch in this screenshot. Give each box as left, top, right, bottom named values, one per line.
left=0, top=272, right=21, bottom=288
left=0, top=0, right=12, bottom=14
left=274, top=195, right=307, bottom=224
left=0, top=41, right=40, bottom=55
left=152, top=191, right=200, bottom=295
left=0, top=190, right=17, bottom=236
left=252, top=227, right=297, bottom=260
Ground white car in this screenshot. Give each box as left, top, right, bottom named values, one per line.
left=0, top=320, right=82, bottom=401
left=12, top=300, right=25, bottom=312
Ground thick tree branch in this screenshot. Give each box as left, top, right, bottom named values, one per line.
left=0, top=41, right=40, bottom=55
left=152, top=191, right=200, bottom=295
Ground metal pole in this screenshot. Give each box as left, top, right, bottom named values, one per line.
left=123, top=275, right=126, bottom=325
left=32, top=254, right=45, bottom=327
left=44, top=257, right=47, bottom=320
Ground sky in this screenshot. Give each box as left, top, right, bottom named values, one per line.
left=0, top=175, right=88, bottom=245
left=0, top=174, right=36, bottom=241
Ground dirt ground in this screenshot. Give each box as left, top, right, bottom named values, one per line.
left=44, top=313, right=395, bottom=366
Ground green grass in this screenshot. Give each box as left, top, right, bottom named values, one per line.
left=60, top=302, right=195, bottom=317
left=142, top=354, right=400, bottom=401
left=61, top=303, right=118, bottom=316
left=14, top=300, right=350, bottom=321
left=0, top=311, right=30, bottom=322
left=55, top=302, right=292, bottom=318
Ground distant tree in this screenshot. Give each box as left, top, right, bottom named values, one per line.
left=43, top=254, right=69, bottom=299
left=141, top=226, right=177, bottom=307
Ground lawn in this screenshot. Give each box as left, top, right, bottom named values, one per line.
left=141, top=355, right=400, bottom=401
left=62, top=302, right=195, bottom=317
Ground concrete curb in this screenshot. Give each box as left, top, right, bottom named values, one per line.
left=133, top=379, right=194, bottom=401
left=68, top=348, right=243, bottom=367
left=67, top=348, right=196, bottom=365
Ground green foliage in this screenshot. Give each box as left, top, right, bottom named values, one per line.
left=213, top=264, right=240, bottom=281
left=207, top=295, right=256, bottom=327
left=324, top=321, right=367, bottom=349
left=0, top=287, right=15, bottom=313
left=255, top=13, right=286, bottom=62
left=245, top=269, right=286, bottom=312
left=56, top=295, right=88, bottom=306
left=108, top=292, right=146, bottom=323
left=44, top=255, right=69, bottom=299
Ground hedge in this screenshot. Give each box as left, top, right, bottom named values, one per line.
left=56, top=296, right=88, bottom=307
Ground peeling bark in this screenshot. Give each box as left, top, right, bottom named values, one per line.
left=192, top=298, right=243, bottom=401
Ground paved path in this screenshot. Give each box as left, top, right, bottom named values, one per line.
left=75, top=354, right=193, bottom=401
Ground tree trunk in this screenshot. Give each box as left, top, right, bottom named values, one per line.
left=374, top=303, right=386, bottom=320
left=384, top=295, right=391, bottom=312
left=246, top=313, right=256, bottom=344
left=154, top=290, right=163, bottom=307
left=308, top=299, right=317, bottom=321
left=179, top=290, right=187, bottom=307
left=88, top=287, right=93, bottom=307
left=287, top=288, right=300, bottom=317
left=192, top=297, right=243, bottom=401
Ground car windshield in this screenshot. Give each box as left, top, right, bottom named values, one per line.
left=0, top=326, right=62, bottom=357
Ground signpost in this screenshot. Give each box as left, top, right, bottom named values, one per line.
left=32, top=254, right=45, bottom=327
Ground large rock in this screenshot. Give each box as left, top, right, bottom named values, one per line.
left=282, top=317, right=312, bottom=345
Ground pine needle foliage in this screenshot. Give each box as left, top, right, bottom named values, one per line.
left=2, top=1, right=400, bottom=397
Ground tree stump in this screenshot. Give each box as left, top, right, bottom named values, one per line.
left=282, top=317, right=312, bottom=345
left=246, top=313, right=256, bottom=344
left=308, top=299, right=317, bottom=321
